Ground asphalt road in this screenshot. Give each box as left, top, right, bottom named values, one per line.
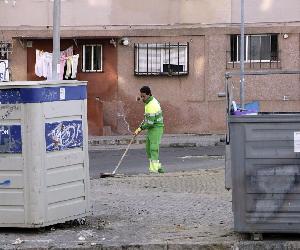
left=89, top=146, right=225, bottom=179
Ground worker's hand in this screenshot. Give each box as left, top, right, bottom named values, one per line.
left=134, top=127, right=142, bottom=136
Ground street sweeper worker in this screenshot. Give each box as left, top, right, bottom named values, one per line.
left=134, top=86, right=165, bottom=173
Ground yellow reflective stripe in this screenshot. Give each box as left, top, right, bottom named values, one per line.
left=145, top=98, right=161, bottom=114
left=142, top=97, right=163, bottom=128
left=147, top=111, right=162, bottom=117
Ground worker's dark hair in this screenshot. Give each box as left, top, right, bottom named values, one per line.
left=140, top=86, right=152, bottom=96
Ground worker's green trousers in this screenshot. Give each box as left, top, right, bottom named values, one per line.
left=146, top=127, right=164, bottom=161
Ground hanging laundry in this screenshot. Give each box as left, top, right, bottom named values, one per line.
left=34, top=46, right=78, bottom=80
left=59, top=54, right=67, bottom=80
left=60, top=46, right=73, bottom=80
left=65, top=56, right=73, bottom=79
left=35, top=50, right=44, bottom=77
left=71, top=54, right=79, bottom=79
left=43, top=52, right=52, bottom=79
left=63, top=46, right=73, bottom=57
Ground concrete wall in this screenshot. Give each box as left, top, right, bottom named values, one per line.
left=2, top=0, right=300, bottom=28
left=1, top=0, right=228, bottom=27
left=231, top=0, right=300, bottom=24
left=225, top=32, right=300, bottom=114
left=1, top=1, right=300, bottom=135
left=10, top=39, right=27, bottom=81
left=3, top=27, right=300, bottom=135
left=116, top=29, right=300, bottom=134
left=117, top=36, right=209, bottom=134
left=25, top=39, right=118, bottom=136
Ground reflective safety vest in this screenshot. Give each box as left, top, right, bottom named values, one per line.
left=140, top=96, right=164, bottom=130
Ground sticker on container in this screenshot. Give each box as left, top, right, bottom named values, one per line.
left=45, top=120, right=83, bottom=152
left=0, top=125, right=22, bottom=153
left=0, top=179, right=10, bottom=186
left=294, top=132, right=300, bottom=152
left=59, top=88, right=65, bottom=100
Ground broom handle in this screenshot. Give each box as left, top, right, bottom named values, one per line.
left=112, top=136, right=135, bottom=174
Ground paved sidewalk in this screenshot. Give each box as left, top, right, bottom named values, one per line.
left=0, top=169, right=235, bottom=249
left=1, top=168, right=300, bottom=249
left=89, top=133, right=225, bottom=151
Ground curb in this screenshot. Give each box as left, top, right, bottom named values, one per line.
left=88, top=134, right=225, bottom=151
left=17, top=242, right=233, bottom=249
left=92, top=243, right=233, bottom=249
left=17, top=241, right=300, bottom=249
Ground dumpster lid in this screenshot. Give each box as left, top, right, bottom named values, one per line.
left=229, top=112, right=300, bottom=123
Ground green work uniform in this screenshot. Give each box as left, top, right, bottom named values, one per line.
left=139, top=96, right=164, bottom=173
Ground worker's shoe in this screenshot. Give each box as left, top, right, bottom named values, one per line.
left=148, top=160, right=165, bottom=173
left=158, top=167, right=165, bottom=173
left=157, top=161, right=165, bottom=173
left=149, top=160, right=158, bottom=173
left=149, top=170, right=159, bottom=174
left=151, top=160, right=165, bottom=174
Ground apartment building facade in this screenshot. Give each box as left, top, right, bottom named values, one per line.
left=0, top=0, right=300, bottom=135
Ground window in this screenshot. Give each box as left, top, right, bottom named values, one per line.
left=0, top=42, right=12, bottom=60
left=82, top=44, right=102, bottom=72
left=134, top=43, right=189, bottom=76
left=230, top=34, right=278, bottom=62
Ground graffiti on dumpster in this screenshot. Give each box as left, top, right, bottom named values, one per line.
left=0, top=105, right=19, bottom=120
left=0, top=125, right=22, bottom=153
left=249, top=165, right=299, bottom=222
left=0, top=179, right=10, bottom=186
left=45, top=120, right=83, bottom=152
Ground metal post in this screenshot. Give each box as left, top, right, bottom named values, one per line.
left=240, top=0, right=245, bottom=108
left=52, top=0, right=61, bottom=80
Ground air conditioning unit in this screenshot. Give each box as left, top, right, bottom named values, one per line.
left=0, top=60, right=9, bottom=82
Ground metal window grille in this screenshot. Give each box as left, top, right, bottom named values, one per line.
left=134, top=43, right=189, bottom=76
left=0, top=41, right=12, bottom=60
left=227, top=34, right=280, bottom=69
left=82, top=44, right=103, bottom=72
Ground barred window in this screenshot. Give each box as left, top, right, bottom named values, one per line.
left=0, top=42, right=12, bottom=60
left=134, top=43, right=189, bottom=76
left=230, top=34, right=278, bottom=62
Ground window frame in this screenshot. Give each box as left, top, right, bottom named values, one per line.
left=134, top=43, right=189, bottom=76
left=230, top=34, right=278, bottom=63
left=82, top=44, right=103, bottom=72
left=0, top=42, right=12, bottom=60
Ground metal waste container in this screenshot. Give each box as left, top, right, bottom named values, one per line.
left=0, top=81, right=90, bottom=227
left=229, top=112, right=300, bottom=233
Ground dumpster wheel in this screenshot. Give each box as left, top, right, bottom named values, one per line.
left=251, top=233, right=263, bottom=241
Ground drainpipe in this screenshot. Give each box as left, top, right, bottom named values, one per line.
left=240, top=0, right=245, bottom=109
left=52, top=0, right=61, bottom=80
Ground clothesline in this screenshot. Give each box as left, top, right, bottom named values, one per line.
left=35, top=46, right=79, bottom=80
